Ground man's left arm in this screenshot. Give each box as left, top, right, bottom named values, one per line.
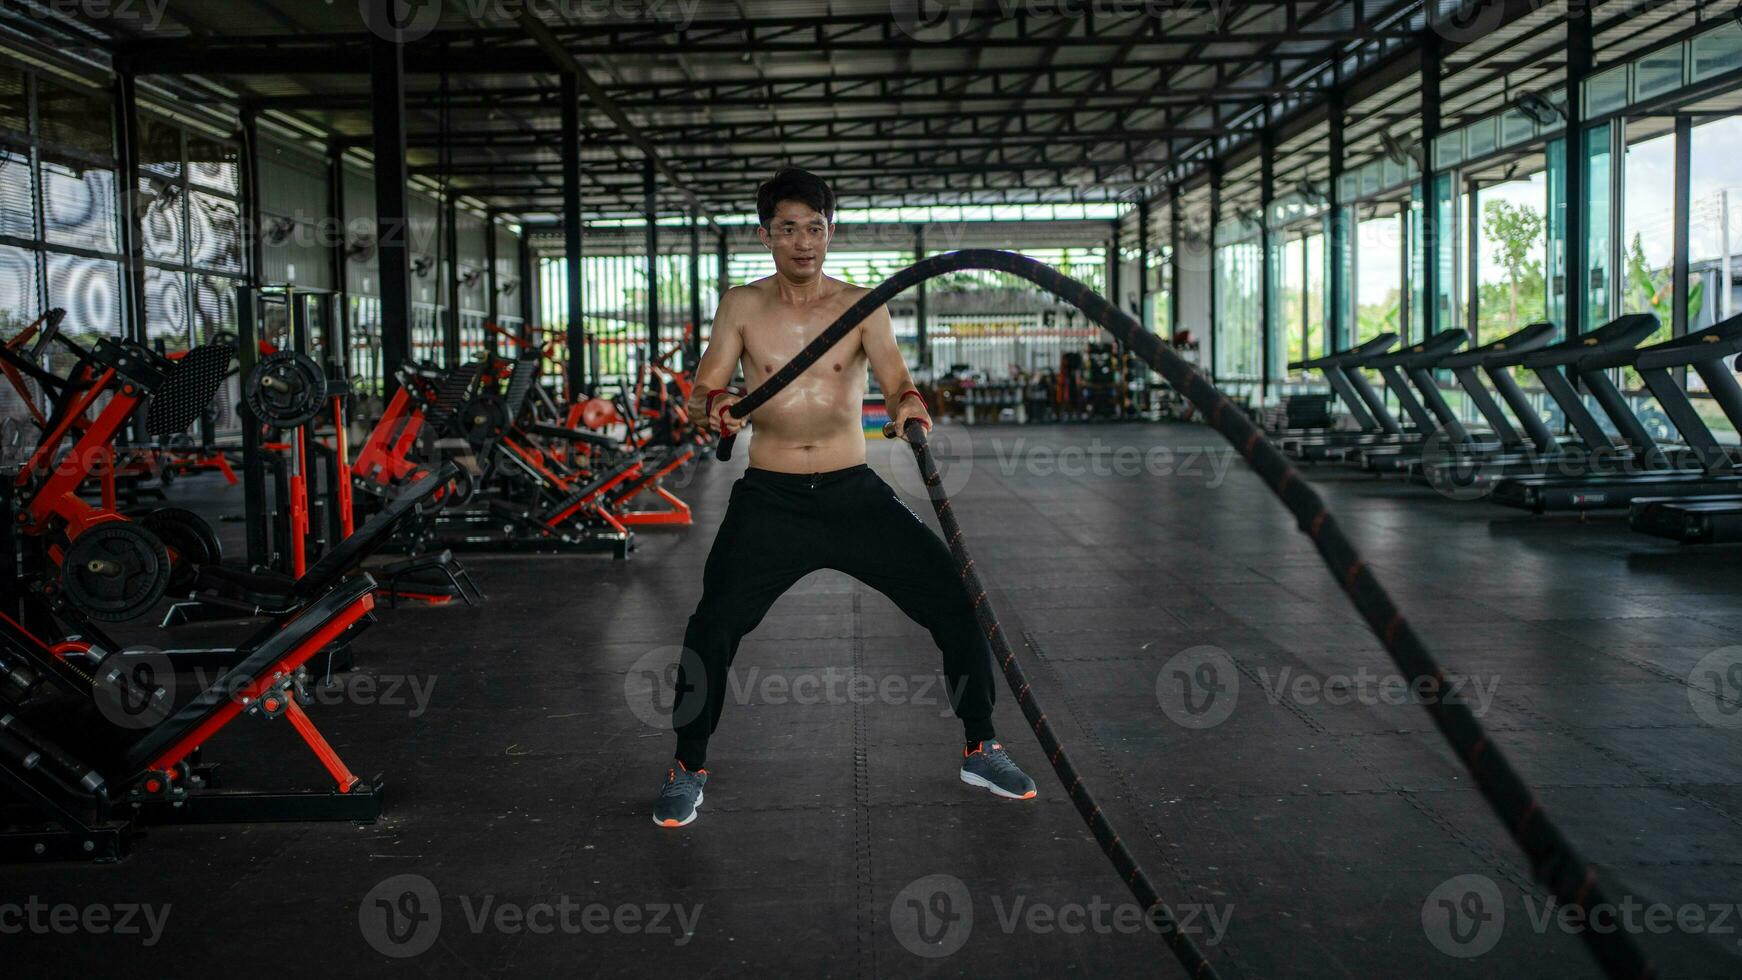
left=860, top=302, right=931, bottom=440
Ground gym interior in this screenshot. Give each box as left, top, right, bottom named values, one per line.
left=1, top=2, right=1740, bottom=978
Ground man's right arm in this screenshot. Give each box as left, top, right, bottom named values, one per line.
left=687, top=287, right=747, bottom=433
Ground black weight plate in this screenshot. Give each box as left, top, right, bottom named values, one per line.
left=245, top=350, right=327, bottom=429
left=141, top=507, right=221, bottom=594
left=459, top=392, right=508, bottom=446
left=61, top=522, right=170, bottom=622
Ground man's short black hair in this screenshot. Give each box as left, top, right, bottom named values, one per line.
left=757, top=167, right=835, bottom=226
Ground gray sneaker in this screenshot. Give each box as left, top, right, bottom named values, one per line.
left=960, top=741, right=1038, bottom=800
left=653, top=762, right=707, bottom=828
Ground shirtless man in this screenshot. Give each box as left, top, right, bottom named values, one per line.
left=653, top=168, right=1036, bottom=828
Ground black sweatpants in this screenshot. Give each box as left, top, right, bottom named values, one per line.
left=672, top=464, right=997, bottom=768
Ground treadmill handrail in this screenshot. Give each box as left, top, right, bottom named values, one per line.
left=1437, top=321, right=1557, bottom=369
left=1633, top=311, right=1742, bottom=371
left=1518, top=313, right=1659, bottom=368
left=1290, top=332, right=1397, bottom=369
left=1364, top=329, right=1469, bottom=369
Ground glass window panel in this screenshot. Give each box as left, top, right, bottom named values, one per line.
left=1585, top=66, right=1628, bottom=117
left=1284, top=235, right=1306, bottom=370
left=1688, top=116, right=1742, bottom=397
left=44, top=252, right=120, bottom=340
left=1474, top=176, right=1549, bottom=344
left=0, top=147, right=34, bottom=238
left=189, top=273, right=237, bottom=345
left=187, top=135, right=239, bottom=194
left=1621, top=130, right=1677, bottom=323
left=0, top=65, right=25, bottom=137
left=1546, top=137, right=1568, bottom=333
left=35, top=79, right=111, bottom=157
left=1686, top=117, right=1741, bottom=423
left=1501, top=109, right=1536, bottom=147
left=41, top=161, right=116, bottom=252
left=188, top=190, right=241, bottom=271
left=1356, top=213, right=1402, bottom=344
left=0, top=243, right=40, bottom=330
left=139, top=175, right=184, bottom=262
left=1585, top=123, right=1612, bottom=330
left=1633, top=47, right=1684, bottom=103
left=1466, top=118, right=1497, bottom=160
left=0, top=244, right=39, bottom=426
left=143, top=265, right=188, bottom=351
left=1690, top=23, right=1742, bottom=82
left=139, top=116, right=181, bottom=179
left=1434, top=130, right=1463, bottom=170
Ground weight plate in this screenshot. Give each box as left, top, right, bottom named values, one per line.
left=459, top=392, right=508, bottom=446
left=244, top=350, right=327, bottom=429
left=141, top=507, right=221, bottom=594
left=61, top=522, right=171, bottom=622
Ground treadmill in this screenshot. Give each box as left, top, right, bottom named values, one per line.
left=1462, top=314, right=1662, bottom=500
left=1279, top=333, right=1403, bottom=458
left=1408, top=321, right=1575, bottom=489
left=1346, top=329, right=1492, bottom=473
left=1495, top=311, right=1742, bottom=512
left=1628, top=312, right=1742, bottom=542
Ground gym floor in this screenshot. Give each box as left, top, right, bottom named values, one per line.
left=10, top=422, right=1742, bottom=978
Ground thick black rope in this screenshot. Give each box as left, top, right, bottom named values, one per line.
left=718, top=249, right=1654, bottom=980
left=897, top=418, right=1219, bottom=977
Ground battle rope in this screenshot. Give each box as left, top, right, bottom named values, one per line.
left=715, top=250, right=1653, bottom=980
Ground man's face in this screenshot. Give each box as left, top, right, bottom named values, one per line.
left=759, top=199, right=832, bottom=281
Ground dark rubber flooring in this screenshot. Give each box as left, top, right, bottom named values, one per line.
left=8, top=422, right=1742, bottom=978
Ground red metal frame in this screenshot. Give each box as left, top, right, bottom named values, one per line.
left=146, top=592, right=376, bottom=792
